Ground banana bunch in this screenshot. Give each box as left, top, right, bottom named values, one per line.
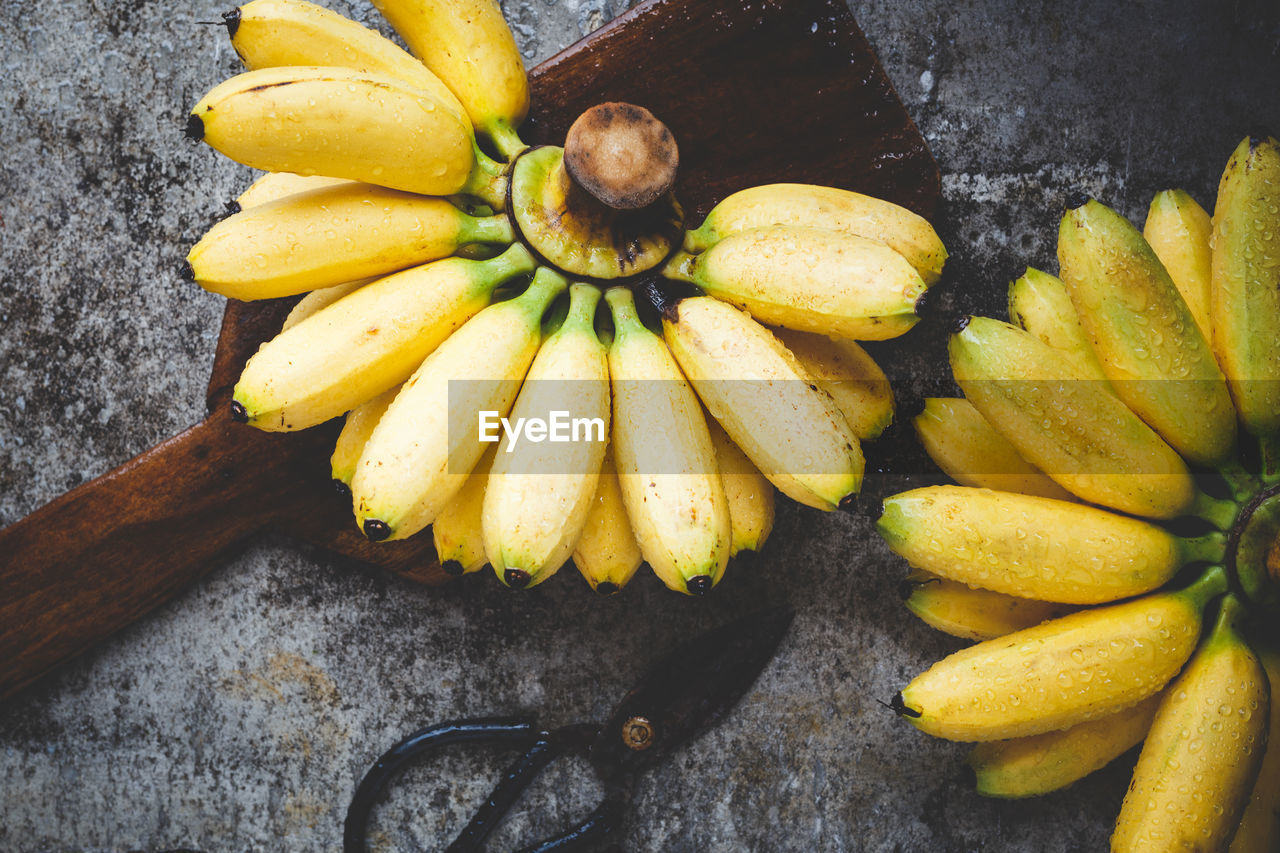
left=184, top=0, right=945, bottom=595
left=882, top=135, right=1280, bottom=850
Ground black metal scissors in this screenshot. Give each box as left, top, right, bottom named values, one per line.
left=343, top=607, right=794, bottom=852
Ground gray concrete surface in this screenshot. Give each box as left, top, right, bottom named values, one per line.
left=1, top=0, right=1278, bottom=850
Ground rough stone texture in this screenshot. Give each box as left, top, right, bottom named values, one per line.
left=1, top=0, right=1278, bottom=850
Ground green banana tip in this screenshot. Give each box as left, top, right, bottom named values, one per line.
left=184, top=113, right=204, bottom=142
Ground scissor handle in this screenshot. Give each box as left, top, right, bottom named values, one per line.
left=515, top=795, right=626, bottom=853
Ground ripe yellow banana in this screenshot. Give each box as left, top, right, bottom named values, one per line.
left=1059, top=198, right=1236, bottom=467
left=661, top=294, right=863, bottom=511
left=968, top=692, right=1162, bottom=799
left=878, top=485, right=1220, bottom=604
left=187, top=66, right=500, bottom=201
left=900, top=571, right=1075, bottom=642
left=226, top=0, right=469, bottom=125
left=1113, top=596, right=1269, bottom=852
left=894, top=566, right=1226, bottom=741
left=771, top=327, right=894, bottom=441
left=1143, top=189, right=1213, bottom=340
left=605, top=287, right=731, bottom=595
left=330, top=384, right=399, bottom=488
left=951, top=315, right=1195, bottom=519
left=1006, top=267, right=1108, bottom=382
left=234, top=243, right=536, bottom=431
left=433, top=444, right=498, bottom=576
left=352, top=266, right=567, bottom=541
left=1231, top=643, right=1280, bottom=853
left=234, top=171, right=352, bottom=211
left=707, top=418, right=775, bottom=556
left=189, top=183, right=512, bottom=300
left=370, top=0, right=528, bottom=156
left=280, top=279, right=376, bottom=331
left=663, top=225, right=926, bottom=340
left=571, top=449, right=644, bottom=595
left=682, top=183, right=947, bottom=284
left=913, top=397, right=1075, bottom=500
left=482, top=284, right=610, bottom=589
left=1212, top=134, right=1280, bottom=439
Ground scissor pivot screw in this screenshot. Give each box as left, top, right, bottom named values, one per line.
left=622, top=716, right=655, bottom=751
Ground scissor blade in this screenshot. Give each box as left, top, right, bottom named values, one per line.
left=595, top=607, right=794, bottom=772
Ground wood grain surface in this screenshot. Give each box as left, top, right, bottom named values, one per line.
left=0, top=0, right=938, bottom=705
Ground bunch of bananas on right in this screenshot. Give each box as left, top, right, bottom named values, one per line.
left=879, top=135, right=1280, bottom=850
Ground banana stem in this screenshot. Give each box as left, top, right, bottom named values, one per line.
left=485, top=119, right=528, bottom=161
left=462, top=141, right=510, bottom=211
left=1190, top=489, right=1242, bottom=531
left=1184, top=531, right=1227, bottom=565
left=1180, top=564, right=1229, bottom=610
left=1218, top=457, right=1260, bottom=502
left=661, top=250, right=697, bottom=283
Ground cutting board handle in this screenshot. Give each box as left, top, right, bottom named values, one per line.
left=0, top=407, right=314, bottom=703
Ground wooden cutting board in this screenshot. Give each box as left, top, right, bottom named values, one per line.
left=0, top=0, right=939, bottom=705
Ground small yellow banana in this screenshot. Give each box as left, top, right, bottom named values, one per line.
left=772, top=327, right=894, bottom=441
left=571, top=449, right=644, bottom=595
left=894, top=567, right=1226, bottom=741
left=234, top=171, right=352, bottom=211
left=234, top=243, right=536, bottom=431
left=1006, top=267, right=1108, bottom=382
left=951, top=315, right=1195, bottom=519
left=969, top=692, right=1162, bottom=799
left=900, top=571, right=1075, bottom=642
left=1113, top=596, right=1269, bottom=852
left=433, top=444, right=498, bottom=576
left=1231, top=643, right=1280, bottom=853
left=353, top=266, right=566, bottom=542
left=878, top=485, right=1220, bottom=604
left=913, top=397, right=1075, bottom=500
left=482, top=284, right=610, bottom=589
left=280, top=279, right=376, bottom=332
left=187, top=66, right=499, bottom=200
left=370, top=0, right=528, bottom=156
left=330, top=384, right=399, bottom=488
left=707, top=418, right=775, bottom=556
left=662, top=294, right=863, bottom=510
left=663, top=225, right=926, bottom=340
left=605, top=287, right=731, bottom=595
left=1143, top=189, right=1213, bottom=341
left=1059, top=198, right=1236, bottom=467
left=1212, top=134, right=1280, bottom=439
left=226, top=0, right=469, bottom=124
left=189, top=183, right=512, bottom=300
left=682, top=183, right=947, bottom=284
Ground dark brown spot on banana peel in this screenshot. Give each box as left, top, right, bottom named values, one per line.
left=890, top=693, right=921, bottom=718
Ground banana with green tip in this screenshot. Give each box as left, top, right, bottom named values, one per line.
left=878, top=485, right=1221, bottom=604
left=571, top=449, right=644, bottom=595
left=1058, top=197, right=1236, bottom=467
left=1113, top=596, right=1269, bottom=852
left=433, top=444, right=498, bottom=576
left=951, top=315, right=1195, bottom=519
left=370, top=0, right=528, bottom=157
left=330, top=384, right=400, bottom=488
left=187, top=66, right=502, bottom=202
left=482, top=284, right=610, bottom=589
left=1006, top=267, right=1108, bottom=382
left=1143, top=189, right=1213, bottom=340
left=663, top=225, right=926, bottom=340
left=682, top=183, right=947, bottom=284
left=707, top=418, right=774, bottom=556
left=353, top=266, right=567, bottom=542
left=234, top=243, right=536, bottom=431
left=900, top=571, right=1075, bottom=642
left=605, top=287, right=731, bottom=595
left=1231, top=643, right=1280, bottom=852
left=913, top=397, right=1075, bottom=500
left=1212, top=134, right=1280, bottom=439
left=661, top=294, right=863, bottom=511
left=771, top=327, right=894, bottom=441
left=893, top=566, right=1227, bottom=741
left=968, top=692, right=1162, bottom=799
left=189, top=182, right=512, bottom=300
